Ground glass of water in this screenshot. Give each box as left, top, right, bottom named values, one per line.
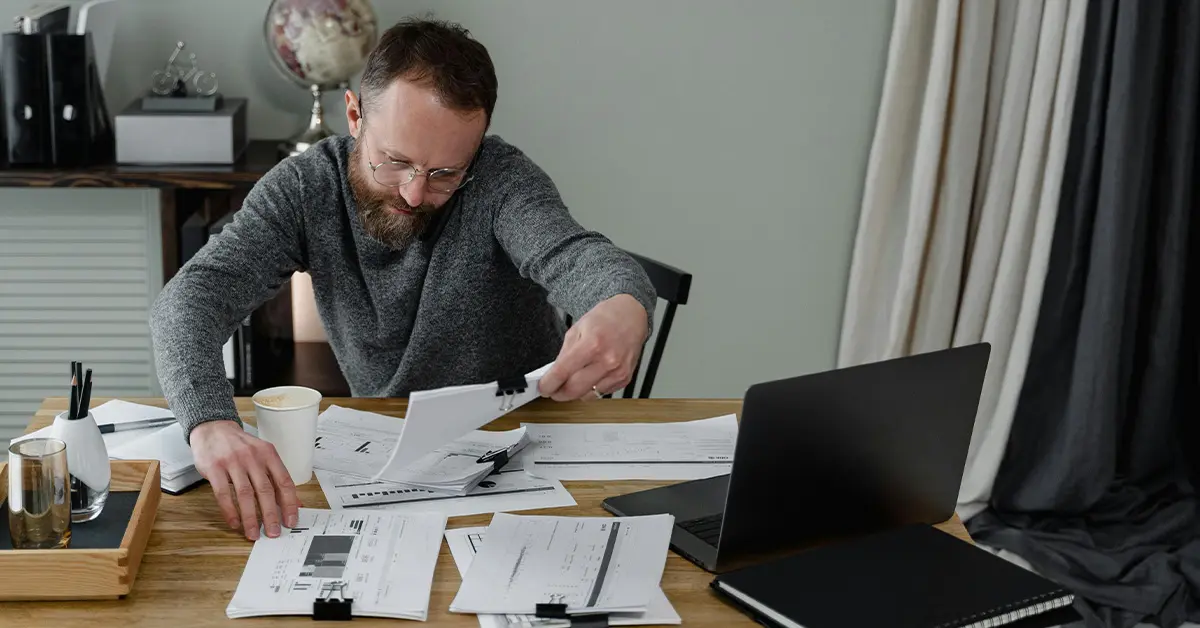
left=7, top=438, right=71, bottom=549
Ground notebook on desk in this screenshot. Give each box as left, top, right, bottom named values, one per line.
left=710, top=524, right=1080, bottom=628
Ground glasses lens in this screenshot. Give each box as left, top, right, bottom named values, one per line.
left=427, top=170, right=468, bottom=193
left=372, top=163, right=413, bottom=187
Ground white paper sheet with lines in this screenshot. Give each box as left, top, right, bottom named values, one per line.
left=517, top=414, right=737, bottom=480
left=449, top=513, right=675, bottom=616
left=445, top=526, right=680, bottom=627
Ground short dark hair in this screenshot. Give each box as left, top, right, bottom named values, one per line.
left=359, top=17, right=497, bottom=122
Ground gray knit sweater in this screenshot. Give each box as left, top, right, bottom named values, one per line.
left=150, top=134, right=656, bottom=442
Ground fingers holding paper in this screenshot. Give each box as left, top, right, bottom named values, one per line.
left=190, top=420, right=300, bottom=541
left=539, top=294, right=648, bottom=401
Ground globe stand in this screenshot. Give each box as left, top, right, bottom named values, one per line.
left=279, top=84, right=335, bottom=158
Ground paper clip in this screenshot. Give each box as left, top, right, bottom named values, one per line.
left=312, top=580, right=353, bottom=621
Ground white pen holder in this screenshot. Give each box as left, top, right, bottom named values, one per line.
left=50, top=410, right=111, bottom=522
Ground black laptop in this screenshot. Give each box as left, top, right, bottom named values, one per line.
left=602, top=343, right=991, bottom=574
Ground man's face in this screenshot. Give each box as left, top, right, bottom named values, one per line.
left=346, top=79, right=487, bottom=249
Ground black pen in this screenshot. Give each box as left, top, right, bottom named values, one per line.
left=97, top=416, right=177, bottom=434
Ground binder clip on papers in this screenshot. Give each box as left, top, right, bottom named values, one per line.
left=496, top=375, right=528, bottom=411
left=535, top=600, right=611, bottom=628
left=312, top=581, right=352, bottom=621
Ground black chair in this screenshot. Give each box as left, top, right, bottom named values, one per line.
left=564, top=251, right=692, bottom=398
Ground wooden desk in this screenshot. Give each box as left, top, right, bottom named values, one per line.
left=4, top=397, right=972, bottom=627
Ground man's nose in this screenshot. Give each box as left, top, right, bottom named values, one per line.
left=397, top=182, right=424, bottom=208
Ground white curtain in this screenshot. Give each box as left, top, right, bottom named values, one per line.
left=837, top=0, right=1087, bottom=520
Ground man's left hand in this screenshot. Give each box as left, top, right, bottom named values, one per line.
left=539, top=294, right=649, bottom=401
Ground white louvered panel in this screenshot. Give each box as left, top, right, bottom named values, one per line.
left=0, top=192, right=161, bottom=447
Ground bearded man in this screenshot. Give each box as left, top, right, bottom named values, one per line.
left=149, top=18, right=655, bottom=541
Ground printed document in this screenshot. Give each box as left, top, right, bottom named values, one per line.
left=518, top=414, right=737, bottom=480
left=450, top=512, right=675, bottom=616
left=374, top=363, right=553, bottom=483
left=446, top=526, right=680, bottom=627
left=313, top=405, right=530, bottom=494
left=226, top=508, right=445, bottom=620
left=314, top=467, right=576, bottom=518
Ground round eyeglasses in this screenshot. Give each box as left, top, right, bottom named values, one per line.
left=367, top=157, right=474, bottom=194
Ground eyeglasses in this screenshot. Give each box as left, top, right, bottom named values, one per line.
left=367, top=156, right=474, bottom=193
left=358, top=115, right=475, bottom=194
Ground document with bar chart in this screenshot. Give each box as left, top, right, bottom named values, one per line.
left=226, top=508, right=446, bottom=620
left=449, top=513, right=675, bottom=616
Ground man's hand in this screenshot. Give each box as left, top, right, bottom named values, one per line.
left=190, top=420, right=301, bottom=541
left=539, top=294, right=649, bottom=401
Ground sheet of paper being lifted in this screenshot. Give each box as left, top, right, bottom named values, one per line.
left=373, top=363, right=554, bottom=483
left=515, top=414, right=738, bottom=481
left=449, top=512, right=675, bottom=616
left=445, top=526, right=680, bottom=627
left=312, top=405, right=531, bottom=495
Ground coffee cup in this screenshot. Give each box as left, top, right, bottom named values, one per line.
left=252, top=385, right=322, bottom=485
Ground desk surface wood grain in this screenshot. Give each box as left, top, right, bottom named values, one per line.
left=3, top=397, right=972, bottom=627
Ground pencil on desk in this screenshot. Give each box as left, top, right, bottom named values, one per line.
left=79, top=368, right=93, bottom=419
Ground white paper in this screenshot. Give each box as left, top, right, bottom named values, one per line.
left=225, top=508, right=445, bottom=620
left=13, top=400, right=258, bottom=483
left=374, top=363, right=553, bottom=483
left=314, top=405, right=530, bottom=494
left=450, top=512, right=674, bottom=616
left=446, top=526, right=680, bottom=627
left=314, top=468, right=577, bottom=518
left=519, top=415, right=738, bottom=481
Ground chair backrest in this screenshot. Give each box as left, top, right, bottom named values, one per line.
left=620, top=251, right=691, bottom=398
left=562, top=251, right=691, bottom=398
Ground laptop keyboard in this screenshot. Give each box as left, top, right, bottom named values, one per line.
left=678, top=513, right=723, bottom=547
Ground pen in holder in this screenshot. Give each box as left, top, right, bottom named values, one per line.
left=50, top=361, right=111, bottom=523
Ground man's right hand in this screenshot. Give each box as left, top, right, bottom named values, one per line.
left=190, top=420, right=301, bottom=541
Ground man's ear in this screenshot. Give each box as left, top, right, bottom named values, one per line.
left=345, top=90, right=363, bottom=138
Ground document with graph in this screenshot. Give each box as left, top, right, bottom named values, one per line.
left=449, top=513, right=674, bottom=616
left=225, top=508, right=446, bottom=620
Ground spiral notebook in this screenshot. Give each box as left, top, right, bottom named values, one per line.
left=710, top=524, right=1079, bottom=628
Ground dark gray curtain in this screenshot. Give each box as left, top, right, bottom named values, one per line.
left=967, top=1, right=1200, bottom=627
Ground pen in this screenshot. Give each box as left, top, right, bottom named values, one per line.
left=97, top=417, right=177, bottom=434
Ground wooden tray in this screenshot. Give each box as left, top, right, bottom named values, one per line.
left=0, top=459, right=160, bottom=600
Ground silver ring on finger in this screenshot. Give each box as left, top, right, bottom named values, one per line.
left=592, top=385, right=604, bottom=399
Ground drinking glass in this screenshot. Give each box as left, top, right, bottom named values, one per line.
left=7, top=438, right=71, bottom=549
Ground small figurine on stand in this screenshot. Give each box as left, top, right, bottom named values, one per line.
left=142, top=41, right=223, bottom=111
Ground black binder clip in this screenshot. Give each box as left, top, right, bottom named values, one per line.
left=495, top=375, right=527, bottom=411
left=477, top=447, right=510, bottom=473
left=535, top=602, right=609, bottom=627
left=312, top=581, right=353, bottom=621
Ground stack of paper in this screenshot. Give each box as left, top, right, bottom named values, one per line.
left=313, top=405, right=532, bottom=495
left=374, top=363, right=553, bottom=483
left=314, top=465, right=576, bottom=518
left=14, top=399, right=254, bottom=494
left=226, top=509, right=446, bottom=620
left=449, top=513, right=675, bottom=617
left=515, top=414, right=738, bottom=481
left=446, top=526, right=681, bottom=627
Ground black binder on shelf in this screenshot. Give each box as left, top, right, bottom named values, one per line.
left=1, top=33, right=52, bottom=166
left=710, top=524, right=1080, bottom=628
left=46, top=31, right=114, bottom=167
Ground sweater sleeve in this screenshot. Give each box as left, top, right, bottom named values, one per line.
left=492, top=151, right=657, bottom=328
left=150, top=160, right=307, bottom=443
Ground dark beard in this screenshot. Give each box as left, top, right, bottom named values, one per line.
left=348, top=142, right=438, bottom=250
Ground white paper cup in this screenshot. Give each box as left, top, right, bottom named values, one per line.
left=252, top=386, right=322, bottom=485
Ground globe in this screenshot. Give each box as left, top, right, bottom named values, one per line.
left=264, top=0, right=379, bottom=155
